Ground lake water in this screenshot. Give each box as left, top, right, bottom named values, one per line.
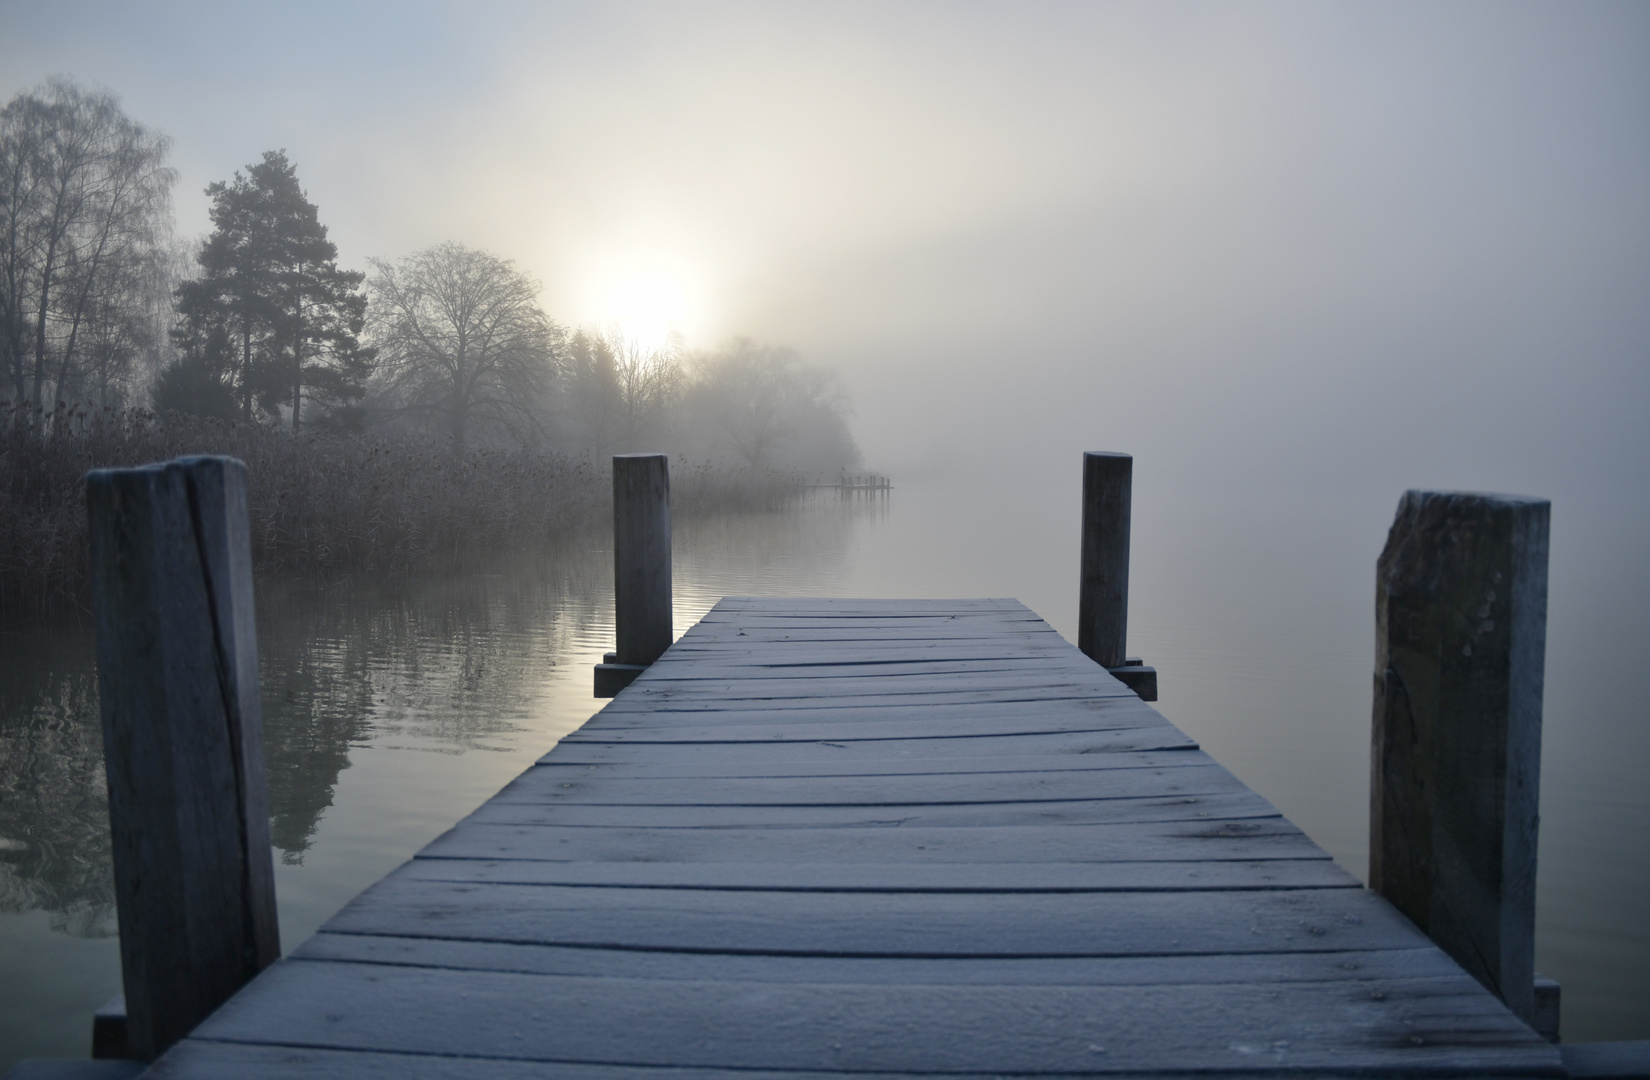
left=1, top=475, right=1646, bottom=1070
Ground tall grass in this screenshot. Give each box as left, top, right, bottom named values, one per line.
left=0, top=404, right=806, bottom=616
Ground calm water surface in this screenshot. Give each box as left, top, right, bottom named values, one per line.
left=1, top=477, right=1646, bottom=1070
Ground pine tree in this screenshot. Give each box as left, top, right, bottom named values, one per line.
left=169, top=150, right=371, bottom=428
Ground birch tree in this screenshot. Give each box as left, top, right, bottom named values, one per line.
left=0, top=79, right=175, bottom=411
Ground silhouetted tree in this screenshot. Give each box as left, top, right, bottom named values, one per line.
left=684, top=337, right=859, bottom=472
left=0, top=79, right=175, bottom=411
left=607, top=323, right=681, bottom=451
left=367, top=243, right=558, bottom=448
left=152, top=321, right=238, bottom=420
left=168, top=151, right=371, bottom=429
left=171, top=170, right=276, bottom=420
left=561, top=325, right=681, bottom=458
left=561, top=328, right=622, bottom=462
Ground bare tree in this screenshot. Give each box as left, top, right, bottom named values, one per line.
left=0, top=79, right=175, bottom=411
left=606, top=322, right=682, bottom=451
left=685, top=337, right=856, bottom=470
left=367, top=243, right=558, bottom=448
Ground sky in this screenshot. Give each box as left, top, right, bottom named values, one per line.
left=3, top=0, right=1646, bottom=497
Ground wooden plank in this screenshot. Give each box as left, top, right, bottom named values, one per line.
left=459, top=790, right=1287, bottom=830
left=579, top=694, right=1160, bottom=728
left=701, top=599, right=1031, bottom=616
left=393, top=856, right=1356, bottom=892
left=561, top=716, right=1165, bottom=745
left=666, top=627, right=1067, bottom=645
left=594, top=690, right=1136, bottom=718
left=643, top=643, right=1069, bottom=659
left=714, top=596, right=1025, bottom=608
left=537, top=732, right=1201, bottom=770
left=419, top=818, right=1329, bottom=864
left=653, top=636, right=1069, bottom=656
left=294, top=934, right=1455, bottom=986
left=608, top=667, right=1142, bottom=695
left=695, top=603, right=1040, bottom=617
left=320, top=878, right=1427, bottom=959
left=583, top=697, right=1161, bottom=732
left=148, top=1040, right=1561, bottom=1080
left=686, top=613, right=1059, bottom=628
left=608, top=673, right=1137, bottom=706
left=687, top=618, right=1050, bottom=632
left=638, top=657, right=1114, bottom=682
left=149, top=1041, right=1029, bottom=1080
left=489, top=760, right=1247, bottom=808
left=177, top=960, right=1561, bottom=1075
left=686, top=616, right=1051, bottom=634
left=666, top=626, right=1073, bottom=643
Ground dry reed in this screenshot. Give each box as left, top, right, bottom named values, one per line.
left=1, top=404, right=805, bottom=616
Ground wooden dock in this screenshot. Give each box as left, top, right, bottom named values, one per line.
left=141, top=596, right=1563, bottom=1078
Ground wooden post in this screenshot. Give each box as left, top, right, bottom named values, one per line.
left=596, top=453, right=672, bottom=696
left=1370, top=490, right=1549, bottom=1025
left=1078, top=451, right=1156, bottom=700
left=86, top=455, right=280, bottom=1060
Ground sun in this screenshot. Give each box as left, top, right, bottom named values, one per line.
left=602, top=270, right=689, bottom=357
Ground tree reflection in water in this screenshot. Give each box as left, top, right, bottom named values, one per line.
left=0, top=493, right=877, bottom=940
left=0, top=629, right=115, bottom=939
left=0, top=540, right=615, bottom=926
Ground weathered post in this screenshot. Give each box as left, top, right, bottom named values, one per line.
left=595, top=453, right=672, bottom=697
left=86, top=456, right=280, bottom=1060
left=1078, top=451, right=1156, bottom=700
left=1370, top=490, right=1549, bottom=1027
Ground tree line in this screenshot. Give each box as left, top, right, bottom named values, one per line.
left=1, top=79, right=860, bottom=476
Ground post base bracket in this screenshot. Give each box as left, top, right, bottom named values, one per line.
left=595, top=657, right=648, bottom=698
left=1106, top=659, right=1158, bottom=701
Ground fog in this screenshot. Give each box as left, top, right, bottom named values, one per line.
left=6, top=2, right=1644, bottom=495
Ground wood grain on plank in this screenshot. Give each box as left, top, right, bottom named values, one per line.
left=537, top=731, right=1200, bottom=769
left=581, top=695, right=1160, bottom=730
left=392, top=856, right=1355, bottom=892
left=420, top=818, right=1334, bottom=864
left=322, top=877, right=1417, bottom=958
left=668, top=644, right=1075, bottom=659
left=488, top=761, right=1248, bottom=807
left=181, top=961, right=1561, bottom=1075
left=602, top=681, right=1138, bottom=712
left=455, top=793, right=1288, bottom=831
left=293, top=934, right=1455, bottom=988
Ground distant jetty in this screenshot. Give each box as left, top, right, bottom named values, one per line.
left=810, top=471, right=891, bottom=493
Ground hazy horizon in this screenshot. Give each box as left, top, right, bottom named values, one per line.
left=6, top=1, right=1645, bottom=497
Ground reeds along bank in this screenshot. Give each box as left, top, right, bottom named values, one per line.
left=0, top=405, right=810, bottom=617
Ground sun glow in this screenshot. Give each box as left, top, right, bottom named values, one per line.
left=600, top=268, right=691, bottom=356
